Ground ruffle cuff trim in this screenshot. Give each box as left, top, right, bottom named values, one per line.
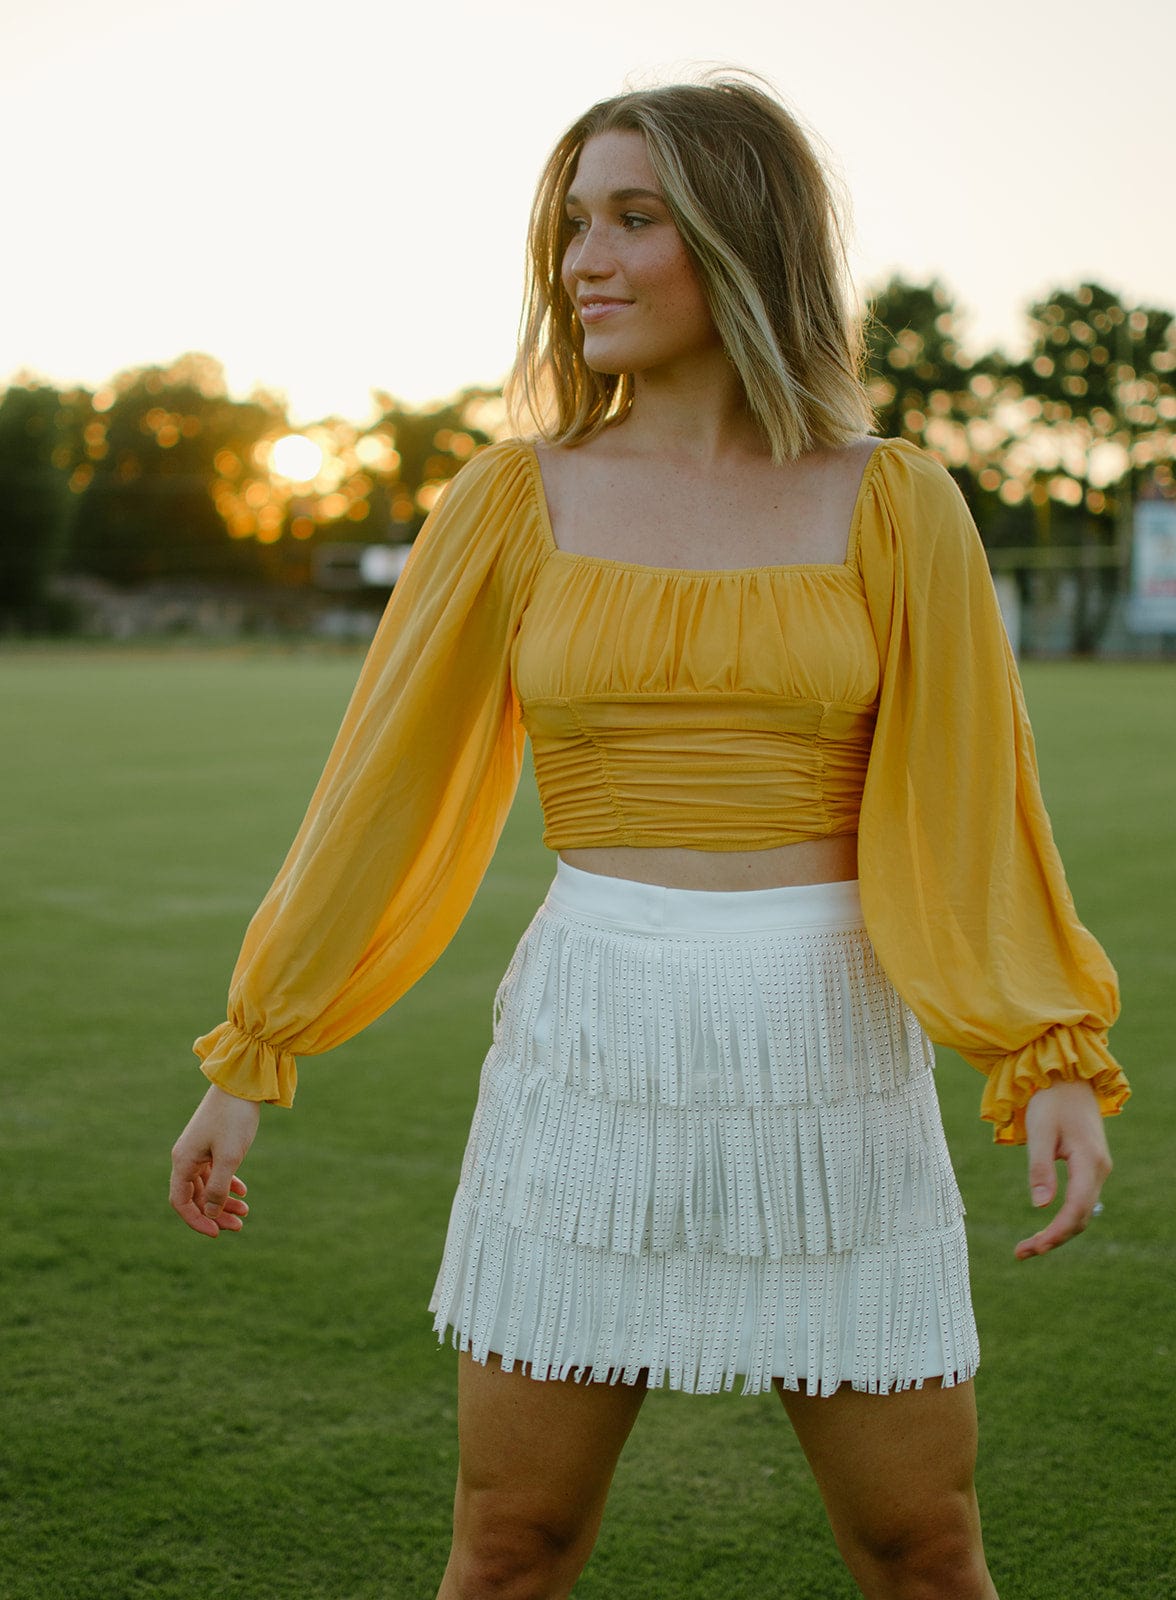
left=193, top=1020, right=297, bottom=1108
left=975, top=1024, right=1129, bottom=1145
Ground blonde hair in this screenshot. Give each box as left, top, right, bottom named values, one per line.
left=506, top=74, right=875, bottom=463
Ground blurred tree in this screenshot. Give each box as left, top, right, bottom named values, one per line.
left=365, top=387, right=502, bottom=534
left=69, top=354, right=278, bottom=584
left=1011, top=282, right=1176, bottom=650
left=863, top=274, right=1033, bottom=549
left=0, top=381, right=87, bottom=630
left=1015, top=282, right=1175, bottom=501
left=865, top=275, right=981, bottom=445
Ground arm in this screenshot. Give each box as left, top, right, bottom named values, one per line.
left=855, top=440, right=1128, bottom=1253
left=169, top=444, right=546, bottom=1232
left=194, top=441, right=545, bottom=1104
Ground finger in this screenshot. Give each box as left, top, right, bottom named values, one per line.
left=1016, top=1156, right=1105, bottom=1259
left=1026, top=1142, right=1059, bottom=1210
left=170, top=1172, right=245, bottom=1236
left=169, top=1158, right=207, bottom=1213
left=174, top=1193, right=242, bottom=1236
left=229, top=1176, right=248, bottom=1198
left=201, top=1157, right=238, bottom=1221
left=1015, top=1209, right=1087, bottom=1258
left=169, top=1175, right=221, bottom=1239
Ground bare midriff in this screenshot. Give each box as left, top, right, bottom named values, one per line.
left=559, top=833, right=859, bottom=891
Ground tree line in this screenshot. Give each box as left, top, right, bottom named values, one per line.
left=1, top=277, right=1173, bottom=638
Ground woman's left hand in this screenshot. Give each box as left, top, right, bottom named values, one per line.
left=1015, top=1079, right=1113, bottom=1259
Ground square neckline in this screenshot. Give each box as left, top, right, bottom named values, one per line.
left=522, top=436, right=888, bottom=578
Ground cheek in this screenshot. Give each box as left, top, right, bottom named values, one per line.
left=648, top=240, right=707, bottom=310
left=666, top=258, right=714, bottom=329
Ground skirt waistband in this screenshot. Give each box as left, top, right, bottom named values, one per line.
left=546, top=857, right=864, bottom=935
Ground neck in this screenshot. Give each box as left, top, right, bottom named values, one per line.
left=620, top=351, right=766, bottom=467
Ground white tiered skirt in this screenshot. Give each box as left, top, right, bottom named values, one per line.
left=429, top=860, right=979, bottom=1397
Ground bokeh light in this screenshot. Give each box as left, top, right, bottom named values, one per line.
left=270, top=434, right=325, bottom=481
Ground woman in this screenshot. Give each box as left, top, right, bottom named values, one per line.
left=170, top=77, right=1128, bottom=1600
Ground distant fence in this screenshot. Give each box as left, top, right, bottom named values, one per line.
left=44, top=553, right=1176, bottom=660
left=989, top=548, right=1174, bottom=659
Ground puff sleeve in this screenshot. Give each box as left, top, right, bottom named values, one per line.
left=856, top=438, right=1129, bottom=1144
left=193, top=442, right=547, bottom=1107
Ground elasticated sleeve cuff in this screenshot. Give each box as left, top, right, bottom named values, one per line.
left=974, top=1024, right=1130, bottom=1145
left=194, top=1020, right=298, bottom=1108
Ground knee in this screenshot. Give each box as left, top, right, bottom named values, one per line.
left=852, top=1502, right=991, bottom=1600
left=448, top=1498, right=590, bottom=1600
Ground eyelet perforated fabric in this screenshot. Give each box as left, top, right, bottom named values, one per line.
left=429, top=864, right=979, bottom=1397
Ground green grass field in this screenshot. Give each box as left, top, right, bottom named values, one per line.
left=1, top=650, right=1173, bottom=1600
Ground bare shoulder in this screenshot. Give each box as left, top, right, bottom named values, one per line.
left=853, top=434, right=885, bottom=471
left=530, top=438, right=581, bottom=525
left=811, top=433, right=884, bottom=483
left=842, top=434, right=887, bottom=500
left=793, top=434, right=885, bottom=515
left=530, top=432, right=632, bottom=521
left=830, top=433, right=883, bottom=462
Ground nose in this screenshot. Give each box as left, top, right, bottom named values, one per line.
left=566, top=222, right=614, bottom=281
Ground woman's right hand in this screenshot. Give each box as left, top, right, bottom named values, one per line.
left=169, top=1082, right=261, bottom=1237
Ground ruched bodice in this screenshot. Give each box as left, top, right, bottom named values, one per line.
left=516, top=552, right=878, bottom=847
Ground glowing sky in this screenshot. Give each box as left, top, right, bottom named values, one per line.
left=2, top=0, right=1172, bottom=423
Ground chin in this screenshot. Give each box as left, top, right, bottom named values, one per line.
left=580, top=332, right=720, bottom=379
left=577, top=339, right=629, bottom=376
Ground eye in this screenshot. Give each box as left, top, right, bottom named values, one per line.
left=564, top=215, right=588, bottom=234
left=621, top=213, right=652, bottom=230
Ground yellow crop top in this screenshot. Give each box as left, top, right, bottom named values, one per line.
left=517, top=442, right=876, bottom=849
left=194, top=436, right=1128, bottom=1144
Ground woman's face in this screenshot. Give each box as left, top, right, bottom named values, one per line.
left=561, top=130, right=721, bottom=376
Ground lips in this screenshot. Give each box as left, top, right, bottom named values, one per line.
left=578, top=297, right=632, bottom=324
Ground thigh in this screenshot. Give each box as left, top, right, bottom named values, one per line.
left=454, top=1351, right=648, bottom=1536
left=777, top=1377, right=983, bottom=1553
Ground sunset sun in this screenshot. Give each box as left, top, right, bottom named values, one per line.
left=269, top=433, right=324, bottom=482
